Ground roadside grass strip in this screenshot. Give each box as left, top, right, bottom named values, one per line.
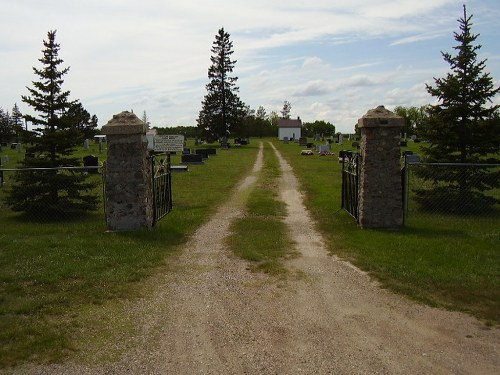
left=228, top=142, right=293, bottom=275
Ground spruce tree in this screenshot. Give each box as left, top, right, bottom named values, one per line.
left=10, top=103, right=24, bottom=143
left=417, top=6, right=500, bottom=212
left=4, top=30, right=99, bottom=217
left=0, top=107, right=11, bottom=145
left=197, top=28, right=245, bottom=142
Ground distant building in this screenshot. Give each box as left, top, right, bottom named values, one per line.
left=278, top=117, right=302, bottom=140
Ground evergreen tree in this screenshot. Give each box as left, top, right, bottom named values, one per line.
left=10, top=103, right=25, bottom=143
left=0, top=107, right=11, bottom=145
left=64, top=102, right=98, bottom=141
left=4, top=30, right=98, bottom=217
left=417, top=6, right=500, bottom=212
left=197, top=28, right=245, bottom=142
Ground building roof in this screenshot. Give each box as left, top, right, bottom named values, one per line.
left=278, top=118, right=302, bottom=128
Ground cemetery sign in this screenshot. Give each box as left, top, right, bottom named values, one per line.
left=154, top=135, right=185, bottom=152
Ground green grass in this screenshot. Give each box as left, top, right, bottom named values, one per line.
left=273, top=138, right=500, bottom=325
left=0, top=140, right=259, bottom=368
left=227, top=141, right=293, bottom=275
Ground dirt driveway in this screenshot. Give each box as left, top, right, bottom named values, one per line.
left=20, top=142, right=499, bottom=374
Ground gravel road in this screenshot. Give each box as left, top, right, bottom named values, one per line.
left=17, top=142, right=499, bottom=374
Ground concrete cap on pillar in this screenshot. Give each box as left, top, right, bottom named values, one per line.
left=358, top=105, right=404, bottom=129
left=101, top=111, right=148, bottom=135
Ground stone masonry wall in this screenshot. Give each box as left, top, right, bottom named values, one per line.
left=358, top=106, right=403, bottom=229
left=102, top=111, right=153, bottom=231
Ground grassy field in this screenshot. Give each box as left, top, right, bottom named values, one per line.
left=227, top=141, right=294, bottom=274
left=273, top=138, right=500, bottom=325
left=0, top=140, right=259, bottom=368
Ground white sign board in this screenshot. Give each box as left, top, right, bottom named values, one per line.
left=154, top=135, right=185, bottom=152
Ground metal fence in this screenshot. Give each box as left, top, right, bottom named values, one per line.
left=0, top=166, right=105, bottom=221
left=341, top=154, right=360, bottom=222
left=404, top=162, right=500, bottom=222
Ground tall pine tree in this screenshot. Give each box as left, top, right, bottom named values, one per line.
left=4, top=30, right=99, bottom=217
left=416, top=6, right=500, bottom=212
left=197, top=28, right=245, bottom=142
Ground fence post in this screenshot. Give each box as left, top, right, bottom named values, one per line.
left=357, top=106, right=404, bottom=229
left=101, top=111, right=154, bottom=231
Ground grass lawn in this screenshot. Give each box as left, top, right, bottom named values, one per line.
left=273, top=138, right=500, bottom=325
left=227, top=141, right=294, bottom=274
left=0, top=140, right=259, bottom=368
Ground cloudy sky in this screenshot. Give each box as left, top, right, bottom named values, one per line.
left=1, top=0, right=499, bottom=133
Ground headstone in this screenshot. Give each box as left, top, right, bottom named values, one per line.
left=195, top=149, right=210, bottom=159
left=299, top=137, right=307, bottom=146
left=183, top=148, right=191, bottom=155
left=83, top=139, right=90, bottom=150
left=319, top=144, right=331, bottom=155
left=83, top=155, right=99, bottom=173
left=283, top=137, right=289, bottom=144
left=338, top=134, right=344, bottom=145
left=181, top=154, right=204, bottom=164
left=405, top=154, right=421, bottom=164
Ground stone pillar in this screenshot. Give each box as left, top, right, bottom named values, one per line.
left=101, top=111, right=153, bottom=231
left=357, top=106, right=403, bottom=229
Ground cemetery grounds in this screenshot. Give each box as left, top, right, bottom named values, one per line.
left=0, top=139, right=499, bottom=373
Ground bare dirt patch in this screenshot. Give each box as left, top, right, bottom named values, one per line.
left=16, top=142, right=499, bottom=374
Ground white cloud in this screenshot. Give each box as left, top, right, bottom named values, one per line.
left=0, top=0, right=498, bottom=133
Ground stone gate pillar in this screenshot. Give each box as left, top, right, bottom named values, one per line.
left=357, top=106, right=403, bottom=229
left=101, top=111, right=153, bottom=231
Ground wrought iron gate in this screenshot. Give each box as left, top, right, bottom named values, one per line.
left=151, top=153, right=173, bottom=225
left=341, top=153, right=360, bottom=221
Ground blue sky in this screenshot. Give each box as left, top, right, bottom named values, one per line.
left=1, top=0, right=499, bottom=133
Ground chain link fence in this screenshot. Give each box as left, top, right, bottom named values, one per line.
left=0, top=167, right=105, bottom=222
left=404, top=162, right=500, bottom=222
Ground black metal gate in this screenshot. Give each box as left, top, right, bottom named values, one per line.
left=341, top=153, right=360, bottom=221
left=151, top=153, right=173, bottom=225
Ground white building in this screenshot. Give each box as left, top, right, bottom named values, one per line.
left=278, top=117, right=302, bottom=140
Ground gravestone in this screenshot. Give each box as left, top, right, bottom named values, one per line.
left=299, top=137, right=307, bottom=146
left=319, top=144, right=331, bottom=155
left=181, top=154, right=204, bottom=164
left=283, top=137, right=289, bottom=144
left=83, top=139, right=90, bottom=150
left=405, top=154, right=421, bottom=164
left=195, top=149, right=210, bottom=159
left=205, top=148, right=217, bottom=155
left=183, top=148, right=191, bottom=155
left=83, top=155, right=99, bottom=173
left=338, top=134, right=344, bottom=145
